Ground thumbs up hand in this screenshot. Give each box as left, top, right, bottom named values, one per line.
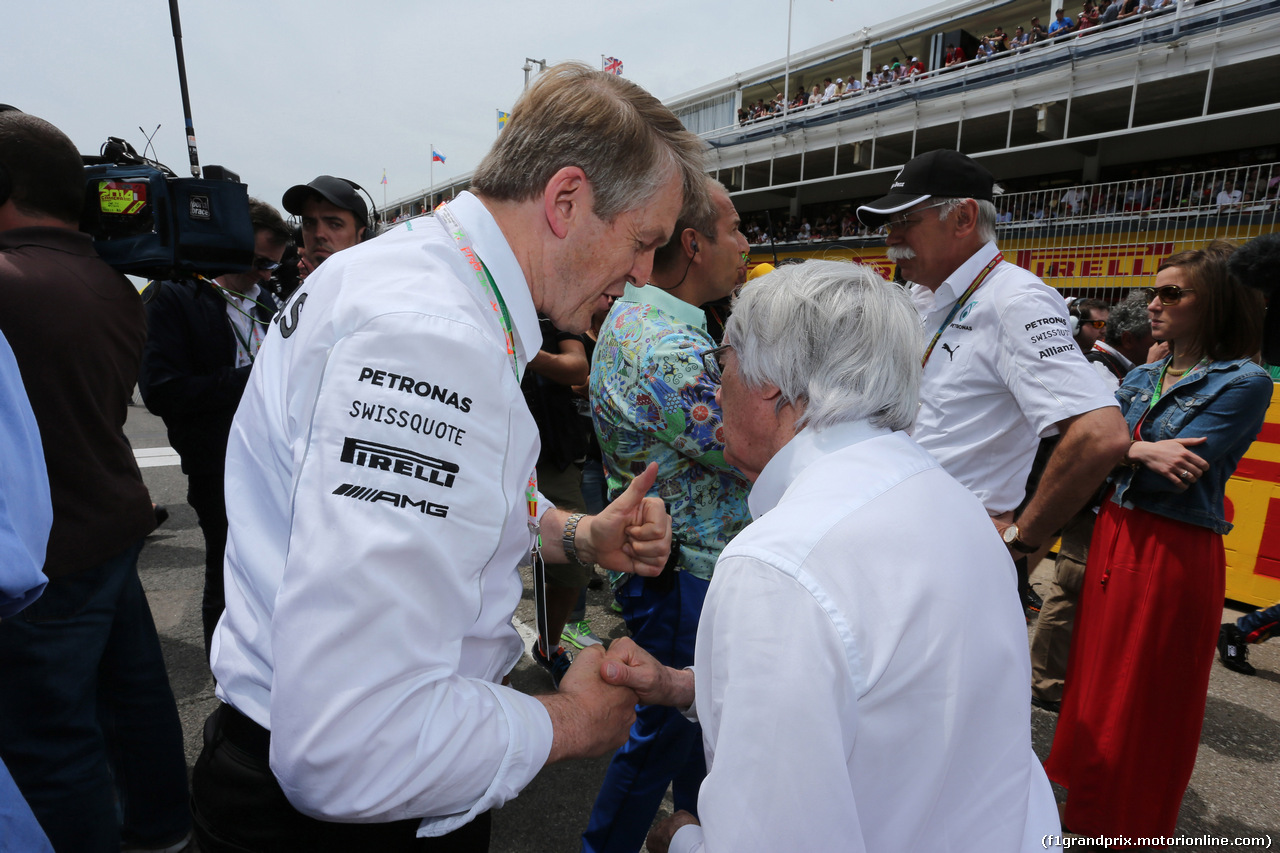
left=566, top=463, right=670, bottom=577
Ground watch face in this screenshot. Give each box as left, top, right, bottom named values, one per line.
left=1003, top=525, right=1019, bottom=544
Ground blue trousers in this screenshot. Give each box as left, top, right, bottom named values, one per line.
left=1237, top=601, right=1280, bottom=642
left=581, top=571, right=709, bottom=853
left=0, top=540, right=190, bottom=852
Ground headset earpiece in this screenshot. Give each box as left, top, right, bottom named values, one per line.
left=691, top=237, right=700, bottom=253
left=1067, top=302, right=1081, bottom=337
left=340, top=177, right=380, bottom=241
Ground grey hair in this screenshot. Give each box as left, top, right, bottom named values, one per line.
left=935, top=196, right=1000, bottom=243
left=1105, top=288, right=1153, bottom=346
left=726, top=260, right=922, bottom=432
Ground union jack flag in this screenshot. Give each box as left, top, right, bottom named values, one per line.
left=603, top=56, right=623, bottom=75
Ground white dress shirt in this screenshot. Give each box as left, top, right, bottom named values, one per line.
left=910, top=241, right=1118, bottom=513
left=217, top=281, right=266, bottom=367
left=671, top=420, right=1061, bottom=853
left=212, top=192, right=554, bottom=836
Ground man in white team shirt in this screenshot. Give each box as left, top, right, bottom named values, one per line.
left=857, top=149, right=1127, bottom=603
left=600, top=261, right=1063, bottom=853
left=190, top=63, right=706, bottom=852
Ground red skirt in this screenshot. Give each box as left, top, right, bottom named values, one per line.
left=1043, top=498, right=1223, bottom=841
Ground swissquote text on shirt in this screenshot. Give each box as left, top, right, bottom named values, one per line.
left=909, top=241, right=1118, bottom=514
left=212, top=192, right=557, bottom=835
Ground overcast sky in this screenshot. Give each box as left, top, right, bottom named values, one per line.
left=9, top=0, right=936, bottom=217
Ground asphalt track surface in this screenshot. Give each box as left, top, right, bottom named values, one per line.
left=126, top=403, right=1279, bottom=852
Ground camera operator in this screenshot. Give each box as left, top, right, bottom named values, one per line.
left=137, top=198, right=290, bottom=659
left=0, top=108, right=190, bottom=852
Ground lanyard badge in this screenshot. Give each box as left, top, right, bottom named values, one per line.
left=436, top=204, right=551, bottom=655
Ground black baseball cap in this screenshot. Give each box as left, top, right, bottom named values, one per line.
left=857, top=150, right=996, bottom=228
left=283, top=175, right=369, bottom=227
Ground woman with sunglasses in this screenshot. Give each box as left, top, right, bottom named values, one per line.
left=1045, top=240, right=1272, bottom=839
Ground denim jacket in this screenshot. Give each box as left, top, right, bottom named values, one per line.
left=1109, top=357, right=1273, bottom=534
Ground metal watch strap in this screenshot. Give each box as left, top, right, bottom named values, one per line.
left=563, top=512, right=591, bottom=567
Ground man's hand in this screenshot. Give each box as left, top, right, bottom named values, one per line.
left=576, top=463, right=671, bottom=577
left=599, top=637, right=696, bottom=709
left=647, top=811, right=700, bottom=853
left=538, top=645, right=638, bottom=764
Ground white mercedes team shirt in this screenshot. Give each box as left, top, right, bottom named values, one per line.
left=910, top=241, right=1117, bottom=513
left=211, top=192, right=554, bottom=836
left=671, top=420, right=1061, bottom=853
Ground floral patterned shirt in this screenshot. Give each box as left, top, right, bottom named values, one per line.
left=589, top=283, right=751, bottom=582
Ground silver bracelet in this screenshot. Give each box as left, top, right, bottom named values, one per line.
left=562, top=512, right=591, bottom=567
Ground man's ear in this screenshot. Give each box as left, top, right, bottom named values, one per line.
left=681, top=228, right=700, bottom=262
left=543, top=166, right=589, bottom=240
left=949, top=198, right=980, bottom=240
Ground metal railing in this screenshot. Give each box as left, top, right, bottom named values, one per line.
left=748, top=162, right=1280, bottom=298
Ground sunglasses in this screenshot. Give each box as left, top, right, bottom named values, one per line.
left=702, top=344, right=732, bottom=381
left=885, top=200, right=952, bottom=233
left=1143, top=285, right=1196, bottom=305
left=252, top=256, right=282, bottom=272
left=1078, top=319, right=1106, bottom=330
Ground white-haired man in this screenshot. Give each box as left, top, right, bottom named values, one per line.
left=582, top=178, right=752, bottom=853
left=191, top=64, right=704, bottom=851
left=600, top=261, right=1062, bottom=852
left=857, top=149, right=1128, bottom=614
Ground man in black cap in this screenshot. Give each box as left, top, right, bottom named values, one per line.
left=283, top=175, right=375, bottom=272
left=857, top=149, right=1127, bottom=616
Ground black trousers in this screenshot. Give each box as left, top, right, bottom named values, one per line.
left=191, top=704, right=491, bottom=852
left=185, top=470, right=228, bottom=660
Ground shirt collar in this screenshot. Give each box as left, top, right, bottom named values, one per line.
left=215, top=281, right=261, bottom=304
left=748, top=419, right=893, bottom=518
left=443, top=191, right=542, bottom=368
left=619, top=282, right=708, bottom=331
left=0, top=226, right=97, bottom=257
left=935, top=240, right=1001, bottom=307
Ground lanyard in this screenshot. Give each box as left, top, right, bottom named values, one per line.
left=435, top=204, right=542, bottom=531
left=1133, top=357, right=1205, bottom=439
left=435, top=204, right=521, bottom=384
left=435, top=202, right=552, bottom=655
left=921, top=253, right=1003, bottom=367
left=213, top=282, right=266, bottom=365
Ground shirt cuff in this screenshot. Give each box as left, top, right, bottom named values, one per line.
left=679, top=666, right=698, bottom=723
left=535, top=489, right=555, bottom=526
left=414, top=681, right=554, bottom=837
left=670, top=823, right=705, bottom=853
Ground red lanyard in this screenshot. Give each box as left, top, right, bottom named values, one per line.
left=921, top=253, right=1003, bottom=367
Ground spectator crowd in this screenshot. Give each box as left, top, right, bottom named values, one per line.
left=739, top=156, right=1280, bottom=246
left=739, top=0, right=1184, bottom=127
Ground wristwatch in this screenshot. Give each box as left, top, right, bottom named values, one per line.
left=1001, top=523, right=1039, bottom=554
left=562, top=512, right=591, bottom=567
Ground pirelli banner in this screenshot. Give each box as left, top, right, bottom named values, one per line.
left=750, top=223, right=1277, bottom=298
left=1225, top=397, right=1280, bottom=608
